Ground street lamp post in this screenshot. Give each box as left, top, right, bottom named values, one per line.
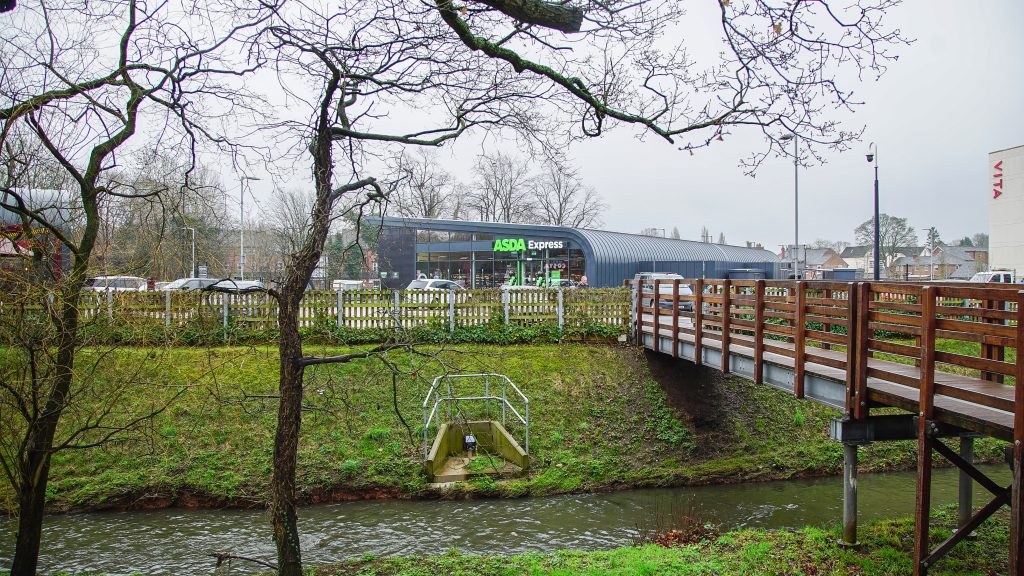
left=239, top=175, right=260, bottom=280
left=781, top=134, right=799, bottom=278
left=184, top=227, right=196, bottom=278
left=866, top=144, right=879, bottom=281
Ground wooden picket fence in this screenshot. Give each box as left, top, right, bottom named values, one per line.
left=38, top=288, right=631, bottom=332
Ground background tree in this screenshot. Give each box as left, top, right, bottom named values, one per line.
left=671, top=226, right=681, bottom=240
left=0, top=0, right=275, bottom=572
left=972, top=232, right=989, bottom=249
left=468, top=152, right=536, bottom=223
left=389, top=150, right=461, bottom=219
left=925, top=226, right=942, bottom=252
left=811, top=239, right=850, bottom=254
left=531, top=161, right=605, bottom=227
left=855, top=214, right=918, bottom=278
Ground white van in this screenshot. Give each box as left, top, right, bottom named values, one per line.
left=969, top=270, right=1016, bottom=284
left=633, top=272, right=694, bottom=312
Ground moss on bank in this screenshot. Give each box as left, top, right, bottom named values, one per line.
left=3, top=344, right=1006, bottom=512
left=311, top=509, right=1011, bottom=576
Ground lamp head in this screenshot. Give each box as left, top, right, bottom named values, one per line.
left=865, top=142, right=877, bottom=163
left=865, top=153, right=874, bottom=162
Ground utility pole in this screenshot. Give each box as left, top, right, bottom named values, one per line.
left=185, top=227, right=196, bottom=278
left=239, top=175, right=260, bottom=280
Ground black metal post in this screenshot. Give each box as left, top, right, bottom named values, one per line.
left=873, top=161, right=880, bottom=281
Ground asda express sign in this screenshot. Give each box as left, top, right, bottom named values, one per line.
left=492, top=238, right=565, bottom=252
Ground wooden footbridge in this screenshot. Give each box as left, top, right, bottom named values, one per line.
left=627, top=278, right=1024, bottom=575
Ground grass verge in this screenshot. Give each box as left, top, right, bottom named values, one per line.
left=0, top=343, right=1007, bottom=513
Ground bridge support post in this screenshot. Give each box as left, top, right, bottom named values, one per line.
left=957, top=434, right=980, bottom=538
left=841, top=442, right=860, bottom=548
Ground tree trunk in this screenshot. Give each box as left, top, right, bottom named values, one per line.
left=271, top=296, right=305, bottom=576
left=10, top=294, right=80, bottom=576
left=11, top=449, right=52, bottom=576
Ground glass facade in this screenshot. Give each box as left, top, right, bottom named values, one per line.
left=402, top=229, right=585, bottom=288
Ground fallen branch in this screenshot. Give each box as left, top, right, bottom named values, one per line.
left=209, top=552, right=278, bottom=570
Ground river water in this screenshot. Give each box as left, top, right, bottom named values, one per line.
left=0, top=464, right=1010, bottom=575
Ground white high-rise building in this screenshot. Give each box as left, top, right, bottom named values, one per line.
left=989, top=144, right=1024, bottom=274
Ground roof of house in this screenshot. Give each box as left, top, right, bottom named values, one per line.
left=950, top=263, right=981, bottom=279
left=841, top=245, right=870, bottom=258
left=803, top=248, right=844, bottom=267
left=934, top=245, right=987, bottom=261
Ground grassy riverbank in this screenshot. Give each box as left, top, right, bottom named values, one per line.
left=2, top=343, right=1005, bottom=512
left=310, top=508, right=1011, bottom=575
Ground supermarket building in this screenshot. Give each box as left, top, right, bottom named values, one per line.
left=376, top=216, right=780, bottom=289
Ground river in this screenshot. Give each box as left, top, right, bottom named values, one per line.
left=0, top=464, right=1010, bottom=575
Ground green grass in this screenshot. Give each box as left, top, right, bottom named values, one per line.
left=0, top=343, right=1008, bottom=512
left=310, top=508, right=1012, bottom=575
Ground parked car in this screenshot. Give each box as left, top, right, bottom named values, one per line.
left=633, top=272, right=694, bottom=312
left=406, top=279, right=463, bottom=291
left=83, top=276, right=147, bottom=292
left=332, top=279, right=365, bottom=291
left=207, top=279, right=266, bottom=293
left=162, top=277, right=220, bottom=291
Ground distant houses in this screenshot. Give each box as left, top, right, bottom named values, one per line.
left=892, top=245, right=988, bottom=280
left=837, top=244, right=989, bottom=280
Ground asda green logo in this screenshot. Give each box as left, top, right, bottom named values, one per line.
left=493, top=238, right=527, bottom=251
left=492, top=238, right=566, bottom=251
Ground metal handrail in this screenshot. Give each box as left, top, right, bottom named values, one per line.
left=422, top=373, right=529, bottom=459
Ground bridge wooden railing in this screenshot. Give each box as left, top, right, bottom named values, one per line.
left=628, top=278, right=1023, bottom=436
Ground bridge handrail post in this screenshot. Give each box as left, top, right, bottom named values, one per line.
left=754, top=279, right=765, bottom=384
left=632, top=280, right=642, bottom=344
left=1012, top=289, right=1024, bottom=573
left=913, top=285, right=938, bottom=574
left=721, top=278, right=731, bottom=374
left=671, top=280, right=680, bottom=358
left=794, top=280, right=806, bottom=399
left=694, top=278, right=704, bottom=365
left=843, top=282, right=860, bottom=419
left=653, top=279, right=661, bottom=351
left=854, top=282, right=871, bottom=420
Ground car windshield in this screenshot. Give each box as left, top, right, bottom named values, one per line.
left=407, top=280, right=430, bottom=289
left=164, top=279, right=188, bottom=290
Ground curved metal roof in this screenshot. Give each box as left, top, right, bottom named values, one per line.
left=1, top=188, right=78, bottom=230
left=576, top=229, right=778, bottom=265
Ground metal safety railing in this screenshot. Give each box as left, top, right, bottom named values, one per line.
left=422, top=373, right=529, bottom=459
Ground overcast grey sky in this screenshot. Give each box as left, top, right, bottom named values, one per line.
left=559, top=0, right=1024, bottom=251
left=238, top=0, right=1024, bottom=253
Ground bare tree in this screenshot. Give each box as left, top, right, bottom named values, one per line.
left=811, top=238, right=850, bottom=254
left=253, top=0, right=907, bottom=574
left=389, top=150, right=461, bottom=219
left=671, top=226, right=681, bottom=239
left=469, top=151, right=536, bottom=223
left=531, top=161, right=605, bottom=228
left=0, top=0, right=276, bottom=572
left=855, top=213, right=918, bottom=277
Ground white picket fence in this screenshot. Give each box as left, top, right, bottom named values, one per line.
left=31, top=288, right=631, bottom=331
